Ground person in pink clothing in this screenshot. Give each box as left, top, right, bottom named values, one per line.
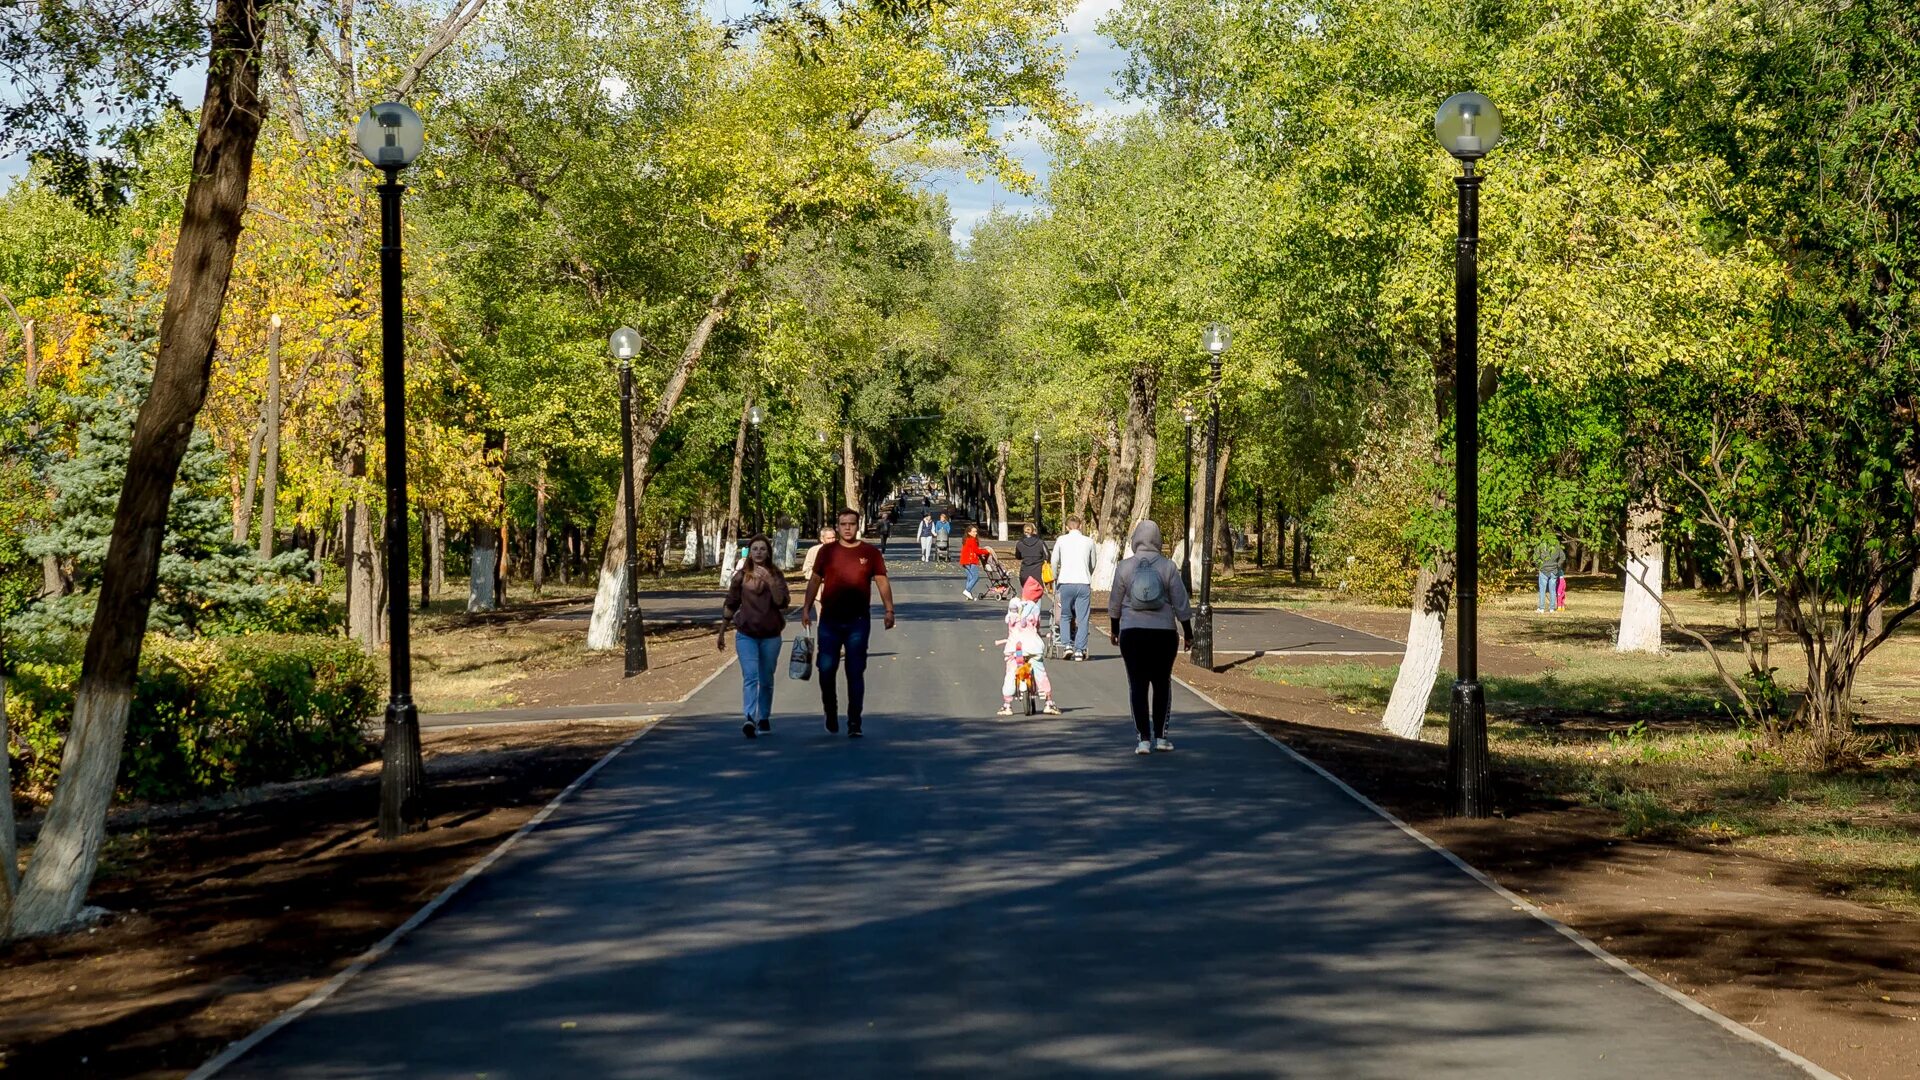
left=998, top=577, right=1061, bottom=716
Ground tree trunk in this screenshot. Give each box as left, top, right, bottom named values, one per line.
left=257, top=317, right=281, bottom=559
left=1292, top=517, right=1304, bottom=584
left=432, top=510, right=446, bottom=597
left=533, top=461, right=547, bottom=598
left=468, top=521, right=498, bottom=612
left=1211, top=442, right=1234, bottom=578
left=1617, top=493, right=1663, bottom=653
left=495, top=434, right=508, bottom=604
left=6, top=0, right=265, bottom=938
left=841, top=430, right=860, bottom=522
left=992, top=440, right=1009, bottom=541
left=419, top=500, right=433, bottom=611
left=1097, top=420, right=1131, bottom=542
left=345, top=488, right=383, bottom=646
left=1074, top=441, right=1099, bottom=525
left=1, top=671, right=17, bottom=926
left=589, top=273, right=744, bottom=646
left=1383, top=558, right=1454, bottom=739
left=233, top=421, right=265, bottom=544
left=725, top=395, right=752, bottom=556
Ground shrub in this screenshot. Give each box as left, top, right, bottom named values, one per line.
left=6, top=633, right=381, bottom=802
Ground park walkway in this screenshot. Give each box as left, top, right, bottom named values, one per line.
left=212, top=532, right=1814, bottom=1078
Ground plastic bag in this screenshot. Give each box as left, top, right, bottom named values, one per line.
left=788, top=627, right=814, bottom=680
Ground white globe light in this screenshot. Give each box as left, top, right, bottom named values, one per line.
left=1434, top=92, right=1503, bottom=161
left=608, top=326, right=641, bottom=360
left=355, top=102, right=425, bottom=168
left=1202, top=322, right=1231, bottom=356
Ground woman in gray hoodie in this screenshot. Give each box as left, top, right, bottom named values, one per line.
left=1108, top=520, right=1193, bottom=756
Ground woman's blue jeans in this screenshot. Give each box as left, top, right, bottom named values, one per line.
left=736, top=632, right=783, bottom=723
left=1537, top=571, right=1562, bottom=611
left=965, top=563, right=981, bottom=593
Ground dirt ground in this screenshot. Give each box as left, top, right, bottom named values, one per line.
left=1183, top=657, right=1920, bottom=1080
left=0, top=720, right=652, bottom=1079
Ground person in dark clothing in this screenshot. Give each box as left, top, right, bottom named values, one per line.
left=1534, top=536, right=1567, bottom=613
left=1013, top=522, right=1049, bottom=587
left=721, top=535, right=791, bottom=739
left=802, top=508, right=896, bottom=737
left=1108, top=520, right=1193, bottom=756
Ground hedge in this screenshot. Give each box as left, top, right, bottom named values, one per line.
left=6, top=633, right=383, bottom=802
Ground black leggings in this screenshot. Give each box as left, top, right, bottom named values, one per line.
left=1119, top=628, right=1179, bottom=740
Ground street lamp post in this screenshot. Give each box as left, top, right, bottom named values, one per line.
left=609, top=327, right=650, bottom=676
left=356, top=102, right=427, bottom=840
left=1435, top=92, right=1503, bottom=818
left=1031, top=427, right=1043, bottom=535
left=1180, top=404, right=1194, bottom=596
left=1193, top=322, right=1230, bottom=670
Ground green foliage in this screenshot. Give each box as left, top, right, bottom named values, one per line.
left=12, top=261, right=319, bottom=642
left=6, top=633, right=381, bottom=802
left=1308, top=417, right=1429, bottom=604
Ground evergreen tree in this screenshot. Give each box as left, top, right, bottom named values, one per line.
left=15, top=261, right=312, bottom=641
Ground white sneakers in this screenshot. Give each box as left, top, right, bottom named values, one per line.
left=1134, top=737, right=1174, bottom=755
left=1153, top=738, right=1174, bottom=752
left=996, top=704, right=1013, bottom=716
left=963, top=590, right=974, bottom=601
left=1042, top=701, right=1062, bottom=715
left=1135, top=740, right=1153, bottom=756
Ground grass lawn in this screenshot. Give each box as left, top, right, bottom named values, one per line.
left=1216, top=567, right=1920, bottom=910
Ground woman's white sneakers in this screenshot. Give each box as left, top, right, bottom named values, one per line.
left=1135, top=737, right=1174, bottom=755
left=1153, top=737, right=1174, bottom=752
left=1135, top=740, right=1153, bottom=755
left=962, top=590, right=974, bottom=600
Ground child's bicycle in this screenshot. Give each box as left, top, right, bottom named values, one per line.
left=1010, top=648, right=1039, bottom=716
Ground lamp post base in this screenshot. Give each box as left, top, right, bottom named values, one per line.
left=378, top=697, right=427, bottom=839
left=624, top=603, right=650, bottom=676
left=1447, top=680, right=1491, bottom=817
left=1190, top=605, right=1214, bottom=670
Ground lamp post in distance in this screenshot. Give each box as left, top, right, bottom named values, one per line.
left=608, top=326, right=650, bottom=676
left=1434, top=91, right=1503, bottom=818
left=1192, top=322, right=1229, bottom=670
left=748, top=404, right=766, bottom=535
left=1031, top=426, right=1043, bottom=536
left=354, top=101, right=427, bottom=840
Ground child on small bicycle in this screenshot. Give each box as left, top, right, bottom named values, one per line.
left=998, top=577, right=1061, bottom=716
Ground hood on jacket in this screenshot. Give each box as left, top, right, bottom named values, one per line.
left=1130, top=520, right=1164, bottom=555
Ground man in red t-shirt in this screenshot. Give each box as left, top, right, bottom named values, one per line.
left=802, top=508, right=897, bottom=737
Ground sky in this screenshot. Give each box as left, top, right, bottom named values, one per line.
left=2, top=0, right=1134, bottom=239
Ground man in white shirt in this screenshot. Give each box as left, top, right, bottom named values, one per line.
left=1050, top=516, right=1098, bottom=660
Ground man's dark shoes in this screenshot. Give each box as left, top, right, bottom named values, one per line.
left=759, top=718, right=772, bottom=733
left=742, top=721, right=757, bottom=739
left=824, top=713, right=840, bottom=733
left=847, top=719, right=863, bottom=738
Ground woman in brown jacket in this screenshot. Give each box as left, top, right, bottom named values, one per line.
left=721, top=535, right=791, bottom=738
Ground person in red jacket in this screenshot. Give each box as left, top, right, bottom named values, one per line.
left=959, top=524, right=989, bottom=600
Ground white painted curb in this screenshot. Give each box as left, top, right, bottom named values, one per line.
left=185, top=717, right=666, bottom=1079
left=1173, top=674, right=1843, bottom=1080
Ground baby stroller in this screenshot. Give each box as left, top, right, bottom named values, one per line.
left=1044, top=587, right=1067, bottom=660
left=935, top=532, right=951, bottom=564
left=979, top=552, right=1014, bottom=602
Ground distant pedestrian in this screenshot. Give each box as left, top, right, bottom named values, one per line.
left=960, top=524, right=987, bottom=599
left=934, top=512, right=953, bottom=563
left=1014, top=522, right=1049, bottom=588
left=800, top=526, right=835, bottom=580
left=1051, top=515, right=1097, bottom=660
left=1535, top=535, right=1566, bottom=613
left=918, top=513, right=935, bottom=562
left=878, top=508, right=893, bottom=550
left=721, top=534, right=789, bottom=739
left=801, top=508, right=896, bottom=738
left=1109, top=520, right=1192, bottom=756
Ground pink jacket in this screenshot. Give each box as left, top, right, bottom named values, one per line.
left=1002, top=597, right=1045, bottom=657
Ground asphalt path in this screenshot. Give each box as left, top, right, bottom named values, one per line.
left=216, top=534, right=1812, bottom=1079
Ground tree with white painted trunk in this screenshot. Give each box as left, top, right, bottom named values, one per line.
left=1616, top=491, right=1663, bottom=653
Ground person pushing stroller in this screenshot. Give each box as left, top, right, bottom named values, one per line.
left=998, top=577, right=1061, bottom=716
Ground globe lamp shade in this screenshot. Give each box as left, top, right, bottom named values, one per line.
left=355, top=102, right=425, bottom=169
left=1434, top=92, right=1502, bottom=161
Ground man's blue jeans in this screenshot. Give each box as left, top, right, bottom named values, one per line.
left=1537, top=570, right=1562, bottom=611
left=735, top=631, right=782, bottom=723
left=964, top=563, right=981, bottom=594
left=1059, top=583, right=1092, bottom=652
left=816, top=615, right=872, bottom=725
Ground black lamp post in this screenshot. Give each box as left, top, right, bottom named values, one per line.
left=609, top=327, right=650, bottom=676
left=1192, top=322, right=1229, bottom=669
left=1179, top=404, right=1194, bottom=596
left=356, top=102, right=427, bottom=840
left=1031, top=427, right=1043, bottom=535
left=1435, top=91, right=1503, bottom=818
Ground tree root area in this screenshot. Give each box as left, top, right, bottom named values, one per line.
left=0, top=720, right=647, bottom=1079
left=1183, top=660, right=1920, bottom=1080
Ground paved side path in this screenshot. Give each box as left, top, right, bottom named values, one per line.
left=219, top=537, right=1809, bottom=1079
